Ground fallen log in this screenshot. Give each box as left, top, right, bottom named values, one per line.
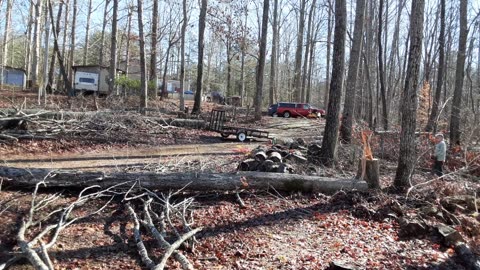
left=0, top=166, right=368, bottom=193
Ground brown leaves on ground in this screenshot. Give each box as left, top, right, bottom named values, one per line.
left=1, top=189, right=475, bottom=269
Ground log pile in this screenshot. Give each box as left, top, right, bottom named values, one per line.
left=238, top=144, right=307, bottom=174
left=238, top=139, right=334, bottom=174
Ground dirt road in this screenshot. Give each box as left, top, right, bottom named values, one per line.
left=2, top=117, right=323, bottom=171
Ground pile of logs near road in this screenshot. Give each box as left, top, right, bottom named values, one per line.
left=238, top=138, right=318, bottom=174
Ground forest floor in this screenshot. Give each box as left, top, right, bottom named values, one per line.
left=0, top=90, right=479, bottom=269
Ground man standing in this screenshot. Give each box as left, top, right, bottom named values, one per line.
left=432, top=133, right=447, bottom=176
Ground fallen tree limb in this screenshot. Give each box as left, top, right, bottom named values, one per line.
left=0, top=166, right=368, bottom=193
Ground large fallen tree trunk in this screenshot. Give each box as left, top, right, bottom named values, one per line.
left=0, top=166, right=367, bottom=193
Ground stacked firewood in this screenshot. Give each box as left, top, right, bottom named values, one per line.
left=238, top=140, right=311, bottom=173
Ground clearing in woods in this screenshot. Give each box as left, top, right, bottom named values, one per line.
left=0, top=92, right=478, bottom=270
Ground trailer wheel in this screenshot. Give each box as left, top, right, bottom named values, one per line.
left=221, top=132, right=229, bottom=138
left=237, top=131, right=247, bottom=142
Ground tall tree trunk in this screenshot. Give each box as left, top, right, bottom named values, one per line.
left=68, top=0, right=76, bottom=96
left=25, top=2, right=34, bottom=78
left=48, top=1, right=63, bottom=89
left=47, top=0, right=71, bottom=96
left=378, top=0, right=389, bottom=130
left=449, top=0, right=468, bottom=146
left=293, top=0, right=306, bottom=102
left=268, top=0, right=279, bottom=106
left=339, top=0, right=366, bottom=143
left=82, top=0, right=92, bottom=65
left=1, top=0, right=13, bottom=85
left=425, top=0, right=445, bottom=132
left=319, top=0, right=346, bottom=166
left=179, top=0, right=187, bottom=111
left=138, top=0, right=147, bottom=112
left=125, top=5, right=132, bottom=78
left=226, top=42, right=232, bottom=97
left=161, top=42, right=173, bottom=99
left=192, top=0, right=207, bottom=114
left=254, top=0, right=269, bottom=121
left=149, top=0, right=158, bottom=94
left=30, top=0, right=43, bottom=88
left=108, top=0, right=118, bottom=94
left=324, top=0, right=332, bottom=107
left=302, top=0, right=316, bottom=103
left=394, top=0, right=425, bottom=188
left=40, top=0, right=50, bottom=104
left=306, top=23, right=317, bottom=104
left=98, top=0, right=110, bottom=66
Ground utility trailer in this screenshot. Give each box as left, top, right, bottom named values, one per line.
left=209, top=109, right=270, bottom=142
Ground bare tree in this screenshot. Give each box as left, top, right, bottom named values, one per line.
left=268, top=0, right=279, bottom=106
left=124, top=4, right=133, bottom=78
left=179, top=0, right=188, bottom=112
left=150, top=0, right=159, bottom=94
left=192, top=0, right=207, bottom=114
left=138, top=0, right=148, bottom=113
left=319, top=0, right=346, bottom=166
left=47, top=1, right=64, bottom=90
left=394, top=0, right=425, bottom=188
left=378, top=0, right=389, bottom=130
left=340, top=0, right=366, bottom=143
left=324, top=0, right=332, bottom=107
left=254, top=0, right=269, bottom=121
left=30, top=0, right=44, bottom=88
left=48, top=0, right=72, bottom=96
left=425, top=0, right=446, bottom=132
left=0, top=0, right=13, bottom=86
left=449, top=0, right=469, bottom=146
left=98, top=0, right=110, bottom=66
left=301, top=0, right=316, bottom=103
left=82, top=0, right=92, bottom=65
left=68, top=0, right=77, bottom=96
left=293, top=0, right=306, bottom=102
left=109, top=0, right=118, bottom=94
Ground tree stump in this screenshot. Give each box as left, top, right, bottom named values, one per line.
left=356, top=158, right=380, bottom=189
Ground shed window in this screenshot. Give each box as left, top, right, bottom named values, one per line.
left=79, top=78, right=95, bottom=84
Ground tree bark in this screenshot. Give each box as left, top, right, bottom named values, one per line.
left=0, top=0, right=13, bottom=85
left=253, top=0, right=269, bottom=121
left=449, top=0, right=468, bottom=146
left=108, top=0, right=118, bottom=95
left=1, top=0, right=13, bottom=86
left=324, top=0, right=332, bottom=107
left=137, top=0, right=148, bottom=113
left=319, top=0, right=346, bottom=166
left=98, top=0, right=110, bottom=66
left=301, top=0, right=316, bottom=104
left=47, top=2, right=63, bottom=90
left=0, top=166, right=368, bottom=193
left=425, top=0, right=445, bottom=132
left=378, top=0, right=389, bottom=130
left=47, top=0, right=71, bottom=97
left=394, top=0, right=425, bottom=188
left=268, top=0, right=279, bottom=107
left=30, top=0, right=43, bottom=88
left=125, top=5, right=133, bottom=79
left=82, top=0, right=92, bottom=65
left=68, top=0, right=77, bottom=96
left=340, top=0, right=366, bottom=143
left=149, top=0, right=159, bottom=96
left=293, top=0, right=306, bottom=102
left=192, top=0, right=207, bottom=114
left=179, top=0, right=187, bottom=112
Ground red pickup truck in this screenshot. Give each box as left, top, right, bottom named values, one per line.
left=270, top=102, right=325, bottom=118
